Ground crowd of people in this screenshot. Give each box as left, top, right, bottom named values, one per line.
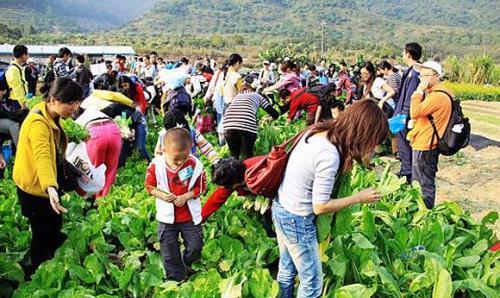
left=0, top=41, right=456, bottom=297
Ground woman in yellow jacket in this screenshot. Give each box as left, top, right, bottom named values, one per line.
left=13, top=78, right=83, bottom=277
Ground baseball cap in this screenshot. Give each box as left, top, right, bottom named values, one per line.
left=415, top=61, right=443, bottom=77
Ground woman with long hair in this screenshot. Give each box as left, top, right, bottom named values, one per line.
left=358, top=62, right=395, bottom=110
left=273, top=99, right=389, bottom=297
left=119, top=75, right=147, bottom=114
left=212, top=53, right=244, bottom=144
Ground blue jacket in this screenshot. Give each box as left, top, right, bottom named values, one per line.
left=394, top=66, right=420, bottom=115
left=167, top=86, right=192, bottom=111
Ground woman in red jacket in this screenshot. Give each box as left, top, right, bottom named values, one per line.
left=287, top=87, right=320, bottom=125
left=119, top=76, right=147, bottom=114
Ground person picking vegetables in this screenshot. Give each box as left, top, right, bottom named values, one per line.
left=273, top=99, right=389, bottom=297
left=145, top=128, right=207, bottom=282
left=13, top=78, right=83, bottom=278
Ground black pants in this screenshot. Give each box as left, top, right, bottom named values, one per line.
left=396, top=128, right=413, bottom=182
left=412, top=149, right=440, bottom=209
left=157, top=222, right=203, bottom=282
left=224, top=129, right=257, bottom=160
left=17, top=187, right=67, bottom=272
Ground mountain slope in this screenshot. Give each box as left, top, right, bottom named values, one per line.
left=0, top=0, right=156, bottom=32
left=124, top=0, right=500, bottom=51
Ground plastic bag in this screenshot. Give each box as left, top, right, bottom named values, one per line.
left=66, top=142, right=107, bottom=194
left=388, top=114, right=407, bottom=134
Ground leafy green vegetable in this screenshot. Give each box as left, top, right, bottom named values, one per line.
left=0, top=109, right=496, bottom=298
left=61, top=118, right=90, bottom=143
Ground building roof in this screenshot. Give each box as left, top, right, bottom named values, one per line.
left=0, top=44, right=136, bottom=56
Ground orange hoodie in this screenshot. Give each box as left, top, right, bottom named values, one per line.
left=409, top=83, right=453, bottom=151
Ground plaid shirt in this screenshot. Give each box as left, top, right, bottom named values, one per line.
left=53, top=58, right=75, bottom=79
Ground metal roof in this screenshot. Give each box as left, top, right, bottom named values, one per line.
left=0, top=44, right=136, bottom=56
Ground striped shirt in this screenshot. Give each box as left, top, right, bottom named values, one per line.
left=384, top=73, right=402, bottom=99
left=223, top=92, right=271, bottom=134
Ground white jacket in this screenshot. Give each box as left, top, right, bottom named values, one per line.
left=152, top=155, right=204, bottom=225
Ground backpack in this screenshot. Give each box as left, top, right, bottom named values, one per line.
left=43, top=67, right=55, bottom=86
left=1, top=64, right=24, bottom=100
left=427, top=90, right=470, bottom=156
left=244, top=128, right=309, bottom=198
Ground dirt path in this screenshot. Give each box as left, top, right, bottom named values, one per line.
left=437, top=101, right=499, bottom=234
left=388, top=100, right=500, bottom=234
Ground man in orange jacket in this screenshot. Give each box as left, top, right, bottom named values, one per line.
left=409, top=61, right=452, bottom=209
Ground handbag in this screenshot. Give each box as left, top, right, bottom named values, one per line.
left=56, top=149, right=81, bottom=194
left=244, top=128, right=310, bottom=198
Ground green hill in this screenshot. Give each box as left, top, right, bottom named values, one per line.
left=123, top=0, right=500, bottom=57
left=0, top=0, right=156, bottom=33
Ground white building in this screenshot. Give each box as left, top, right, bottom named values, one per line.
left=0, top=44, right=136, bottom=63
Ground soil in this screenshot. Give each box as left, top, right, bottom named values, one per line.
left=387, top=100, right=500, bottom=235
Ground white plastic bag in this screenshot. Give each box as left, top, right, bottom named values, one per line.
left=66, top=142, right=107, bottom=194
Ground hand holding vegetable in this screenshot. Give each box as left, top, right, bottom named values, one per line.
left=355, top=188, right=382, bottom=204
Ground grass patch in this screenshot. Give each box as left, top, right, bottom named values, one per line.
left=444, top=82, right=500, bottom=102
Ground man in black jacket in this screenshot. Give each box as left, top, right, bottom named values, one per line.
left=93, top=66, right=118, bottom=91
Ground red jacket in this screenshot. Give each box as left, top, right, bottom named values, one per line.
left=201, top=158, right=258, bottom=220
left=145, top=157, right=206, bottom=223
left=134, top=83, right=147, bottom=114
left=288, top=88, right=320, bottom=124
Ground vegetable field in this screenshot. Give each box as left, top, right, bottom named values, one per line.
left=0, top=117, right=498, bottom=298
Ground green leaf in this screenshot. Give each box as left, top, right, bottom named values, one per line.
left=335, top=284, right=377, bottom=298
left=454, top=256, right=480, bottom=268
left=83, top=253, right=104, bottom=284
left=219, top=259, right=232, bottom=272
left=333, top=207, right=353, bottom=236
left=361, top=206, right=376, bottom=241
left=432, top=269, right=452, bottom=298
left=219, top=272, right=247, bottom=298
left=202, top=240, right=223, bottom=263
left=481, top=211, right=498, bottom=226
left=351, top=233, right=375, bottom=249
left=328, top=261, right=347, bottom=279
left=468, top=239, right=489, bottom=256
left=0, top=256, right=24, bottom=282
left=248, top=269, right=279, bottom=298
left=377, top=173, right=405, bottom=196
left=316, top=214, right=333, bottom=242
left=118, top=266, right=135, bottom=289
left=410, top=272, right=434, bottom=293
left=69, top=264, right=95, bottom=284
left=376, top=266, right=403, bottom=298
left=453, top=278, right=498, bottom=298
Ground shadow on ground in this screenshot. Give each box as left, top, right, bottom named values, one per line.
left=469, top=134, right=500, bottom=150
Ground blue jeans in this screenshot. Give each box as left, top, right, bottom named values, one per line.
left=134, top=123, right=151, bottom=162
left=272, top=201, right=323, bottom=298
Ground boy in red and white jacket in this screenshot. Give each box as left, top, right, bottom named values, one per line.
left=145, top=128, right=206, bottom=282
